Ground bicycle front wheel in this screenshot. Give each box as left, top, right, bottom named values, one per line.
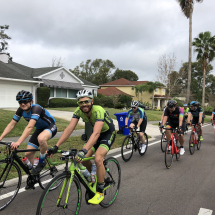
left=121, top=136, right=133, bottom=162
left=36, top=172, right=82, bottom=215
left=197, top=139, right=201, bottom=150
left=165, top=140, right=174, bottom=169
left=38, top=163, right=64, bottom=190
left=189, top=133, right=195, bottom=155
left=0, top=160, right=21, bottom=211
left=138, top=133, right=148, bottom=156
left=100, top=157, right=121, bottom=208
left=161, top=132, right=167, bottom=152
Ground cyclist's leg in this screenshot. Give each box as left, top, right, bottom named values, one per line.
left=82, top=149, right=94, bottom=172
left=139, top=120, right=147, bottom=144
left=178, top=122, right=185, bottom=147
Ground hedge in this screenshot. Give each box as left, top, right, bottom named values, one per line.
left=37, top=87, right=50, bottom=107
left=49, top=98, right=78, bottom=108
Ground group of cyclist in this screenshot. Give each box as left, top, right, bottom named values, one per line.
left=0, top=88, right=209, bottom=205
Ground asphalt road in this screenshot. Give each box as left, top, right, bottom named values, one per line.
left=1, top=123, right=215, bottom=215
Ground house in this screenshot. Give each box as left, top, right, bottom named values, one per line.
left=0, top=53, right=99, bottom=108
left=99, top=78, right=171, bottom=109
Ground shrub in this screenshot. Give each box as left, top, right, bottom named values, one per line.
left=115, top=102, right=125, bottom=109
left=97, top=93, right=105, bottom=99
left=37, top=87, right=50, bottom=107
left=204, top=106, right=213, bottom=115
left=93, top=96, right=114, bottom=108
left=49, top=98, right=78, bottom=108
left=118, top=95, right=132, bottom=108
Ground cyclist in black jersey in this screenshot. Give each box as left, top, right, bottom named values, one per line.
left=0, top=90, right=57, bottom=186
left=50, top=90, right=116, bottom=205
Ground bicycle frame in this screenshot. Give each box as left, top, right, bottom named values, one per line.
left=191, top=124, right=200, bottom=144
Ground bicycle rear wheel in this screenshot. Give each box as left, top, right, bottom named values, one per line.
left=138, top=133, right=148, bottom=156
left=121, top=136, right=133, bottom=162
left=189, top=133, right=195, bottom=155
left=100, top=157, right=121, bottom=208
left=165, top=140, right=174, bottom=169
left=36, top=172, right=81, bottom=215
left=197, top=139, right=201, bottom=150
left=38, top=163, right=64, bottom=190
left=0, top=160, right=21, bottom=211
left=161, top=132, right=167, bottom=152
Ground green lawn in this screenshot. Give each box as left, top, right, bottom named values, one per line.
left=0, top=109, right=84, bottom=137
left=47, top=107, right=163, bottom=121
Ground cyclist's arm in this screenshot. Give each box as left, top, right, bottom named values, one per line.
left=199, top=112, right=203, bottom=123
left=56, top=118, right=79, bottom=147
left=83, top=121, right=103, bottom=151
left=137, top=118, right=143, bottom=128
left=15, top=119, right=36, bottom=145
left=211, top=112, right=214, bottom=119
left=179, top=107, right=184, bottom=127
left=187, top=113, right=192, bottom=124
left=0, top=119, right=17, bottom=141
left=125, top=117, right=129, bottom=126
left=162, top=116, right=168, bottom=126
left=160, top=112, right=164, bottom=122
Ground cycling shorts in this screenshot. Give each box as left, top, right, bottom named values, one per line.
left=28, top=124, right=57, bottom=149
left=131, top=120, right=147, bottom=133
left=166, top=121, right=185, bottom=135
left=87, top=128, right=116, bottom=153
left=191, top=118, right=199, bottom=125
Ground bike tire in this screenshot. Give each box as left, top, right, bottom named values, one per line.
left=165, top=140, right=174, bottom=169
left=189, top=133, right=195, bottom=155
left=138, top=133, right=148, bottom=156
left=38, top=163, right=63, bottom=190
left=0, top=160, right=22, bottom=211
left=36, top=172, right=81, bottom=215
left=197, top=140, right=201, bottom=150
left=100, top=157, right=121, bottom=208
left=161, top=132, right=167, bottom=152
left=121, top=135, right=133, bottom=162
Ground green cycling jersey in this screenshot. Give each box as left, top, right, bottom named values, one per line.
left=72, top=105, right=114, bottom=133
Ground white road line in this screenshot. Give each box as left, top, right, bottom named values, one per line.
left=198, top=208, right=213, bottom=215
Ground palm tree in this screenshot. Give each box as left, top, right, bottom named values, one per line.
left=134, top=84, right=148, bottom=103
left=192, top=31, right=215, bottom=108
left=176, top=0, right=204, bottom=103
left=146, top=81, right=165, bottom=110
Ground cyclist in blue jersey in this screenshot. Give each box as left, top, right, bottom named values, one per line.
left=0, top=90, right=57, bottom=184
left=125, top=101, right=147, bottom=153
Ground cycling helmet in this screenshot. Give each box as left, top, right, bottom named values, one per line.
left=183, top=104, right=187, bottom=107
left=167, top=100, right=177, bottom=108
left=131, top=101, right=139, bottom=107
left=76, top=90, right=93, bottom=100
left=16, top=90, right=33, bottom=102
left=190, top=101, right=197, bottom=106
left=196, top=102, right=200, bottom=107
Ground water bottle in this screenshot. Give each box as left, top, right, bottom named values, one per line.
left=33, top=157, right=39, bottom=168
left=22, top=157, right=33, bottom=170
left=91, top=164, right=97, bottom=183
left=81, top=168, right=92, bottom=182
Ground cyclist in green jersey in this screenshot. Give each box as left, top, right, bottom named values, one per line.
left=183, top=104, right=189, bottom=132
left=125, top=101, right=147, bottom=153
left=49, top=90, right=116, bottom=205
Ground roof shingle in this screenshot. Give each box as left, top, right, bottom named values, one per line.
left=97, top=87, right=134, bottom=97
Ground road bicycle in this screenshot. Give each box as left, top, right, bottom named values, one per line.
left=160, top=129, right=167, bottom=153
left=121, top=126, right=148, bottom=162
left=163, top=128, right=181, bottom=169
left=188, top=124, right=201, bottom=155
left=0, top=141, right=62, bottom=211
left=36, top=149, right=121, bottom=215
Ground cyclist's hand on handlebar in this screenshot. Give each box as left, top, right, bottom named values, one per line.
left=75, top=148, right=88, bottom=163
left=48, top=145, right=59, bottom=157
left=10, top=142, right=20, bottom=151
left=125, top=125, right=128, bottom=128
left=187, top=123, right=191, bottom=126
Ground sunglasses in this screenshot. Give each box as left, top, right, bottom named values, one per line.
left=131, top=107, right=137, bottom=109
left=77, top=99, right=92, bottom=106
left=190, top=106, right=194, bottom=108
left=18, top=100, right=30, bottom=105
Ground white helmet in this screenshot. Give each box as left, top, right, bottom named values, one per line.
left=76, top=90, right=93, bottom=100
left=131, top=101, right=139, bottom=107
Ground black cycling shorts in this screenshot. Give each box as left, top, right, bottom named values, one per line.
left=88, top=128, right=116, bottom=153
left=191, top=118, right=199, bottom=125
left=166, top=121, right=185, bottom=135
left=28, top=124, right=57, bottom=149
left=131, top=120, right=147, bottom=133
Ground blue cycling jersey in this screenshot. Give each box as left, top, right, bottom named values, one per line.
left=127, top=107, right=147, bottom=121
left=188, top=107, right=203, bottom=119
left=13, top=104, right=55, bottom=129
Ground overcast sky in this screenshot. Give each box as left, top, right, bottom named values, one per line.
left=1, top=0, right=215, bottom=81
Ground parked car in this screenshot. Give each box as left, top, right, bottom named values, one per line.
left=139, top=103, right=149, bottom=110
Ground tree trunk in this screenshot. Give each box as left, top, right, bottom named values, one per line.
left=186, top=9, right=193, bottom=104
left=202, top=66, right=206, bottom=108
left=141, top=92, right=143, bottom=103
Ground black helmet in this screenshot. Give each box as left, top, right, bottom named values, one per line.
left=16, top=90, right=33, bottom=102
left=196, top=102, right=200, bottom=107
left=167, top=100, right=177, bottom=108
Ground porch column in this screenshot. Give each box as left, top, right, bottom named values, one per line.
left=157, top=99, right=161, bottom=109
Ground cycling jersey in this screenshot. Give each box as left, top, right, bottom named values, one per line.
left=13, top=104, right=55, bottom=129
left=127, top=107, right=147, bottom=122
left=188, top=107, right=203, bottom=119
left=164, top=107, right=184, bottom=123
left=73, top=105, right=115, bottom=133
left=183, top=107, right=189, bottom=114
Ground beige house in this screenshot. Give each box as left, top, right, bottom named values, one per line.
left=99, top=78, right=171, bottom=109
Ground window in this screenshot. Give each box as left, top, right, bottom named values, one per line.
left=50, top=88, right=54, bottom=97
left=68, top=89, right=78, bottom=98
left=162, top=89, right=165, bottom=93
left=56, top=88, right=67, bottom=98
left=155, top=88, right=158, bottom=92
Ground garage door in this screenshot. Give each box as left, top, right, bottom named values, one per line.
left=0, top=83, right=33, bottom=108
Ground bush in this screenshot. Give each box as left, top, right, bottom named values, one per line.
left=204, top=106, right=213, bottom=115
left=118, top=95, right=132, bottom=108
left=97, top=93, right=105, bottom=99
left=49, top=98, right=78, bottom=108
left=173, top=98, right=184, bottom=108
left=93, top=96, right=114, bottom=108
left=37, top=87, right=50, bottom=107
left=115, top=102, right=126, bottom=109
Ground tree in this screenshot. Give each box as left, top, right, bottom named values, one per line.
left=157, top=53, right=176, bottom=96
left=111, top=69, right=139, bottom=81
left=134, top=84, right=148, bottom=103
left=192, top=31, right=215, bottom=108
left=51, top=56, right=64, bottom=67
left=176, top=0, right=204, bottom=103
left=0, top=25, right=12, bottom=60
